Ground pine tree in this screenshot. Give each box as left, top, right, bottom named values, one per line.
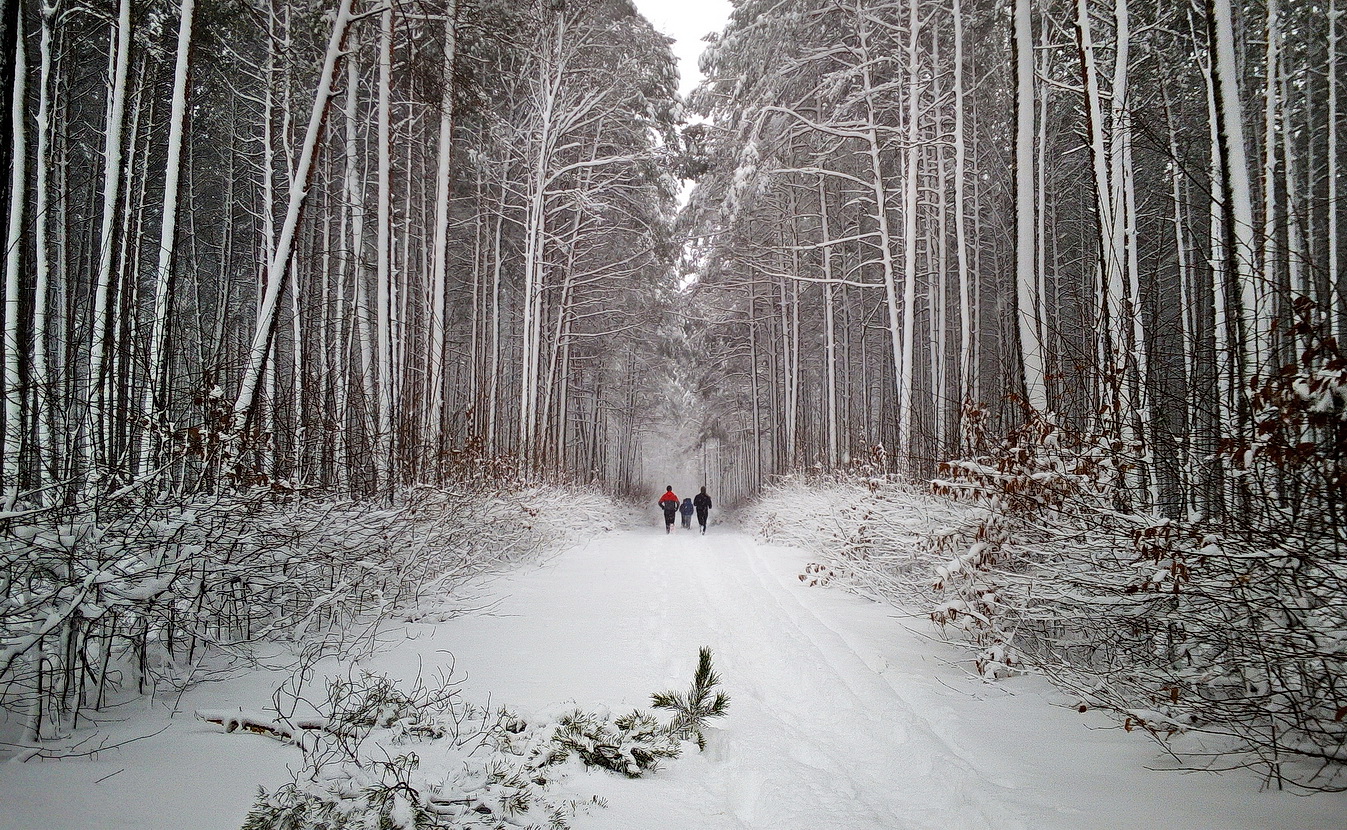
left=651, top=647, right=730, bottom=750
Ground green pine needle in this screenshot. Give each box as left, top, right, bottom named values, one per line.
left=651, top=647, right=730, bottom=750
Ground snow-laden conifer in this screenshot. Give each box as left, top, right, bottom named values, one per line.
left=651, top=646, right=730, bottom=751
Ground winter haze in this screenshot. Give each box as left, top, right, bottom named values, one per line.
left=0, top=0, right=1345, bottom=828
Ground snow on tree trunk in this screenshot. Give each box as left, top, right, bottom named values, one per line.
left=2, top=8, right=27, bottom=505
left=374, top=5, right=394, bottom=492
left=229, top=0, right=355, bottom=466
left=1330, top=0, right=1342, bottom=339
left=1208, top=0, right=1264, bottom=384
left=1015, top=0, right=1048, bottom=411
left=855, top=10, right=911, bottom=464
left=952, top=0, right=975, bottom=430
left=427, top=2, right=458, bottom=473
left=31, top=0, right=56, bottom=494
left=82, top=0, right=134, bottom=491
left=140, top=0, right=195, bottom=478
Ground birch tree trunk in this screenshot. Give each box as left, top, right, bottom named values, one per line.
left=31, top=0, right=56, bottom=492
left=2, top=8, right=26, bottom=504
left=426, top=1, right=458, bottom=474
left=1015, top=0, right=1048, bottom=411
left=140, top=0, right=195, bottom=477
left=374, top=5, right=394, bottom=491
left=82, top=0, right=134, bottom=491
left=1208, top=0, right=1263, bottom=386
left=229, top=0, right=355, bottom=463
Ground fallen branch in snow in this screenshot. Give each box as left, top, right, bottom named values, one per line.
left=233, top=649, right=728, bottom=830
left=196, top=709, right=328, bottom=747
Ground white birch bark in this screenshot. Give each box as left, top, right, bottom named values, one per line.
left=2, top=9, right=27, bottom=504
left=374, top=5, right=394, bottom=489
left=140, top=0, right=195, bottom=476
left=31, top=0, right=56, bottom=491
left=82, top=0, right=133, bottom=487
left=230, top=0, right=356, bottom=449
left=426, top=1, right=458, bottom=467
left=1015, top=0, right=1048, bottom=411
left=1209, top=0, right=1264, bottom=380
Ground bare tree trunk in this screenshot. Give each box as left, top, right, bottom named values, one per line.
left=818, top=176, right=839, bottom=469
left=1208, top=0, right=1263, bottom=385
left=229, top=0, right=355, bottom=467
left=1015, top=0, right=1047, bottom=411
left=952, top=0, right=974, bottom=430
left=373, top=5, right=394, bottom=492
left=31, top=0, right=56, bottom=494
left=140, top=0, right=195, bottom=478
left=855, top=10, right=909, bottom=464
left=2, top=7, right=26, bottom=504
left=426, top=1, right=458, bottom=475
left=487, top=186, right=504, bottom=456
left=1330, top=0, right=1342, bottom=338
left=82, top=0, right=133, bottom=491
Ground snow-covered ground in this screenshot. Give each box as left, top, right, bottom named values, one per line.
left=3, top=525, right=1344, bottom=829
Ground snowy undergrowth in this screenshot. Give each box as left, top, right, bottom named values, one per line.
left=214, top=648, right=728, bottom=830
left=0, top=482, right=621, bottom=752
left=741, top=439, right=1347, bottom=791
left=738, top=473, right=980, bottom=607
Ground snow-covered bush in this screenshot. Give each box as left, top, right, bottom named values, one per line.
left=225, top=649, right=728, bottom=830
left=742, top=411, right=1347, bottom=790
left=0, top=482, right=621, bottom=749
left=741, top=472, right=981, bottom=605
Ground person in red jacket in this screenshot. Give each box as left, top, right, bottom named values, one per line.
left=657, top=486, right=679, bottom=533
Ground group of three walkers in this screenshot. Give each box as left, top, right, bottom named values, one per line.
left=657, top=486, right=712, bottom=534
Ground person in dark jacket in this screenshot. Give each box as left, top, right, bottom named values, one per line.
left=679, top=497, right=694, bottom=529
left=658, top=486, right=679, bottom=533
left=693, top=486, right=712, bottom=534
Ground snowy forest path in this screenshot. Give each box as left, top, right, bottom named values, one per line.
left=2, top=527, right=1343, bottom=830
left=390, top=527, right=1343, bottom=830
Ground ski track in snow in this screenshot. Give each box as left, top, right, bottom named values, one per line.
left=3, top=527, right=1346, bottom=829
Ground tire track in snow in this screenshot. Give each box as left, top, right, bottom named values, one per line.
left=678, top=532, right=1026, bottom=830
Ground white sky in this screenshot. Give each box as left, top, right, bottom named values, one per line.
left=630, top=0, right=733, bottom=97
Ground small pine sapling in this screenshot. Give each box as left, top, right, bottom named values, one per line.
left=651, top=647, right=730, bottom=750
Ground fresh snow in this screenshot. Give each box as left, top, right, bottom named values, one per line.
left=2, top=526, right=1344, bottom=829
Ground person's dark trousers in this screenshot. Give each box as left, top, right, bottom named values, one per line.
left=696, top=509, right=708, bottom=533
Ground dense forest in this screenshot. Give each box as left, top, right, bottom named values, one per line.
left=0, top=0, right=682, bottom=505
left=685, top=0, right=1345, bottom=526
left=1, top=0, right=1345, bottom=791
